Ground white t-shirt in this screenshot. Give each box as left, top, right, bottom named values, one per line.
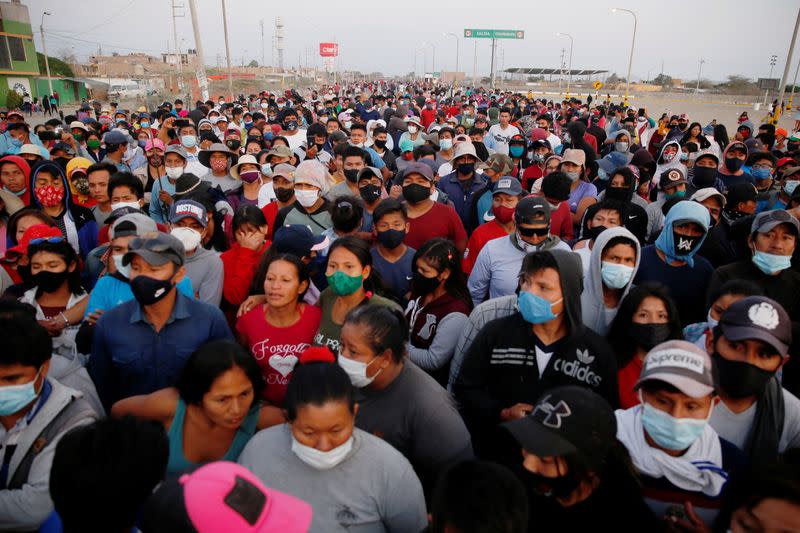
left=284, top=129, right=308, bottom=151
left=710, top=388, right=800, bottom=453
left=487, top=124, right=521, bottom=155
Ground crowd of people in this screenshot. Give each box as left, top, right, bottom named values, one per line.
left=0, top=81, right=799, bottom=532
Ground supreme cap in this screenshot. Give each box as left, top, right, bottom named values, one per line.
left=635, top=340, right=715, bottom=398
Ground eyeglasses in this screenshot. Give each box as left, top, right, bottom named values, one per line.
left=29, top=236, right=65, bottom=246
left=517, top=226, right=549, bottom=237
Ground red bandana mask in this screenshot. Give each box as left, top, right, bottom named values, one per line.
left=35, top=184, right=65, bottom=207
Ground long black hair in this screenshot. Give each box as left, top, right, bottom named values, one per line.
left=713, top=124, right=729, bottom=154
left=176, top=340, right=265, bottom=405
left=326, top=235, right=383, bottom=294
left=411, top=238, right=473, bottom=310
left=680, top=122, right=711, bottom=149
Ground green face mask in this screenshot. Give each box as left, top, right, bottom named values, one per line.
left=87, top=139, right=101, bottom=149
left=327, top=270, right=363, bottom=296
left=665, top=190, right=686, bottom=201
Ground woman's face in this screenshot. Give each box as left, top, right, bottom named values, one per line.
left=30, top=250, right=72, bottom=277
left=610, top=174, right=627, bottom=188
left=691, top=125, right=701, bottom=137
left=291, top=401, right=355, bottom=451
left=200, top=365, right=255, bottom=430
left=339, top=322, right=390, bottom=380
left=16, top=215, right=46, bottom=243
left=325, top=246, right=369, bottom=280
left=633, top=296, right=669, bottom=324
left=264, top=259, right=305, bottom=308
left=545, top=160, right=560, bottom=175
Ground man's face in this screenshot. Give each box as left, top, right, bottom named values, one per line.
left=728, top=148, right=747, bottom=161
left=709, top=334, right=784, bottom=374
left=492, top=192, right=519, bottom=210
left=129, top=255, right=184, bottom=284
left=343, top=156, right=366, bottom=172
left=350, top=129, right=366, bottom=145
left=8, top=127, right=27, bottom=143
left=699, top=197, right=723, bottom=225
left=520, top=266, right=563, bottom=309
left=0, top=162, right=26, bottom=193
left=674, top=222, right=704, bottom=239
left=0, top=362, right=48, bottom=398
left=517, top=217, right=549, bottom=246
left=173, top=216, right=207, bottom=239
left=165, top=153, right=186, bottom=169
left=695, top=157, right=718, bottom=170
left=88, top=170, right=111, bottom=203
left=499, top=111, right=511, bottom=125
left=601, top=242, right=636, bottom=268
left=108, top=235, right=135, bottom=274
left=34, top=170, right=63, bottom=194
left=589, top=208, right=621, bottom=229
left=751, top=224, right=797, bottom=257
left=641, top=388, right=713, bottom=421
left=110, top=186, right=140, bottom=205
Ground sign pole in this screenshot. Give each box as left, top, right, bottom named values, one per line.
left=490, top=38, right=496, bottom=88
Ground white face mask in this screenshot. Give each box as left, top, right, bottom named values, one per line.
left=295, top=189, right=319, bottom=208
left=165, top=166, right=184, bottom=179
left=407, top=125, right=418, bottom=134
left=110, top=201, right=141, bottom=211
left=112, top=254, right=130, bottom=278
left=337, top=353, right=381, bottom=388
left=291, top=434, right=353, bottom=470
left=706, top=311, right=719, bottom=331
left=170, top=226, right=203, bottom=252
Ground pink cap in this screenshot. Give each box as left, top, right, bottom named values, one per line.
left=180, top=462, right=312, bottom=533
left=145, top=138, right=165, bottom=152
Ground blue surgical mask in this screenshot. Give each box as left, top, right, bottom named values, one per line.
left=517, top=291, right=562, bottom=324
left=597, top=168, right=609, bottom=181
left=439, top=139, right=453, bottom=151
left=640, top=399, right=711, bottom=451
left=680, top=152, right=689, bottom=161
left=10, top=137, right=23, bottom=148
left=752, top=250, right=792, bottom=275
left=751, top=167, right=772, bottom=180
left=0, top=368, right=42, bottom=416
left=140, top=121, right=150, bottom=128
left=181, top=135, right=197, bottom=148
left=600, top=261, right=634, bottom=289
left=261, top=163, right=272, bottom=177
left=783, top=180, right=799, bottom=195
left=509, top=145, right=525, bottom=158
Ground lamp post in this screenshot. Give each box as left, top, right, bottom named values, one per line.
left=612, top=7, right=637, bottom=106
left=40, top=12, right=54, bottom=95
left=555, top=32, right=574, bottom=99
left=443, top=32, right=459, bottom=91
left=695, top=58, right=705, bottom=95
left=422, top=42, right=436, bottom=78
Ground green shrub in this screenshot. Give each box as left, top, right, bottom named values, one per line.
left=4, top=89, right=23, bottom=110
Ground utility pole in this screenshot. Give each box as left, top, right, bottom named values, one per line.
left=171, top=0, right=184, bottom=95
left=776, top=8, right=800, bottom=123
left=188, top=0, right=209, bottom=100
left=260, top=20, right=265, bottom=67
left=40, top=12, right=54, bottom=95
left=221, top=0, right=234, bottom=101
left=765, top=54, right=778, bottom=106
left=489, top=38, right=497, bottom=88
left=788, top=55, right=800, bottom=112
left=695, top=58, right=705, bottom=95
left=558, top=48, right=565, bottom=94
left=472, top=40, right=477, bottom=87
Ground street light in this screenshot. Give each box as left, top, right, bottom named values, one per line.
left=555, top=32, right=574, bottom=98
left=40, top=12, right=54, bottom=95
left=422, top=41, right=436, bottom=77
left=611, top=7, right=637, bottom=106
left=443, top=32, right=459, bottom=93
left=695, top=58, right=705, bottom=95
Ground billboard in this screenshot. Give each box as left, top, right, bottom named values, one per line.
left=319, top=43, right=339, bottom=57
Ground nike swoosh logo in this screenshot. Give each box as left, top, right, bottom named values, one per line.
left=406, top=276, right=413, bottom=281
left=628, top=215, right=636, bottom=219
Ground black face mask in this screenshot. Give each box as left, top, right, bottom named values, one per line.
left=724, top=157, right=744, bottom=172
left=344, top=169, right=360, bottom=183
left=713, top=352, right=775, bottom=398
left=457, top=162, right=475, bottom=175
left=376, top=228, right=405, bottom=249
left=373, top=139, right=387, bottom=150
left=524, top=470, right=583, bottom=499
left=412, top=270, right=440, bottom=295
left=274, top=187, right=294, bottom=203
left=629, top=322, right=672, bottom=351
left=692, top=166, right=718, bottom=188
left=247, top=135, right=263, bottom=144
left=673, top=231, right=701, bottom=255
left=226, top=139, right=241, bottom=151
left=604, top=186, right=630, bottom=203
left=359, top=183, right=381, bottom=204
left=130, top=275, right=174, bottom=306
left=32, top=270, right=69, bottom=293
left=584, top=225, right=607, bottom=241
left=402, top=183, right=431, bottom=204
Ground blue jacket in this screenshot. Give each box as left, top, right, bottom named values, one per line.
left=0, top=130, right=43, bottom=156
left=438, top=171, right=488, bottom=231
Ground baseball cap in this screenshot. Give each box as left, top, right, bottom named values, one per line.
left=51, top=142, right=76, bottom=156
left=492, top=177, right=523, bottom=197
left=751, top=209, right=800, bottom=236
left=165, top=145, right=189, bottom=161
left=266, top=145, right=294, bottom=161
left=659, top=167, right=688, bottom=190
left=515, top=196, right=551, bottom=225
left=69, top=120, right=89, bottom=132
left=329, top=130, right=348, bottom=144
left=142, top=461, right=312, bottom=533
left=635, top=340, right=715, bottom=398
left=357, top=166, right=383, bottom=182
left=170, top=199, right=208, bottom=227
left=293, top=160, right=330, bottom=194
left=451, top=141, right=480, bottom=162
left=144, top=138, right=166, bottom=152
left=777, top=156, right=795, bottom=169
left=103, top=130, right=128, bottom=145
left=5, top=224, right=62, bottom=258
left=403, top=162, right=434, bottom=182
left=271, top=163, right=296, bottom=180
left=479, top=153, right=514, bottom=175
left=122, top=232, right=185, bottom=267
left=272, top=225, right=329, bottom=258
left=691, top=187, right=727, bottom=207
left=110, top=213, right=157, bottom=240
left=560, top=148, right=585, bottom=167
left=503, top=386, right=616, bottom=470
left=718, top=296, right=792, bottom=355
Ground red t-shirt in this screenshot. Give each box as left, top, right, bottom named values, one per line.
left=462, top=220, right=507, bottom=274
left=236, top=303, right=322, bottom=406
left=618, top=356, right=644, bottom=409
left=521, top=165, right=544, bottom=192
left=404, top=202, right=467, bottom=252
left=549, top=201, right=574, bottom=241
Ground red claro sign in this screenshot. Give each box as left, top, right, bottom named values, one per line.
left=319, top=43, right=339, bottom=57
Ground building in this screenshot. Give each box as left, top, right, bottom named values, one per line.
left=0, top=0, right=40, bottom=107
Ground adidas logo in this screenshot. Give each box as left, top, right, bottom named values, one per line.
left=576, top=349, right=595, bottom=364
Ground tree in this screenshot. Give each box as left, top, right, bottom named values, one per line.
left=57, top=47, right=77, bottom=65
left=606, top=72, right=626, bottom=84
left=37, top=52, right=74, bottom=78
left=4, top=89, right=22, bottom=110
left=714, top=75, right=758, bottom=95
left=247, top=59, right=259, bottom=67
left=652, top=73, right=673, bottom=87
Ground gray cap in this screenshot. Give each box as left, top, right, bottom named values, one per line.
left=357, top=166, right=383, bottom=182
left=635, top=340, right=715, bottom=398
left=329, top=130, right=348, bottom=143
left=492, top=177, right=523, bottom=197
left=122, top=232, right=185, bottom=267
left=751, top=209, right=800, bottom=236
left=103, top=130, right=128, bottom=145
left=515, top=196, right=551, bottom=225
left=165, top=145, right=188, bottom=161
left=719, top=296, right=792, bottom=355
left=403, top=162, right=434, bottom=182
left=110, top=213, right=157, bottom=240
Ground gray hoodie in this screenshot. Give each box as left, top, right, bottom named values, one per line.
left=184, top=246, right=224, bottom=306
left=580, top=227, right=641, bottom=336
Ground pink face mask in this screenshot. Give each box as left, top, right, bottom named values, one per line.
left=210, top=159, right=228, bottom=173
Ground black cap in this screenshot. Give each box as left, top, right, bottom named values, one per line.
left=272, top=225, right=329, bottom=258
left=514, top=196, right=551, bottom=225
left=718, top=296, right=792, bottom=355
left=503, top=386, right=616, bottom=469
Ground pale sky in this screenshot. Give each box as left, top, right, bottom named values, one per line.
left=25, top=0, right=800, bottom=83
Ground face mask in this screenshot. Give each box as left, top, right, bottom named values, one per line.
left=508, top=145, right=525, bottom=158
left=170, top=227, right=203, bottom=252
left=72, top=175, right=90, bottom=196
left=641, top=399, right=711, bottom=451
left=784, top=180, right=799, bottom=195
left=277, top=103, right=286, bottom=110
left=565, top=171, right=580, bottom=182
left=137, top=140, right=148, bottom=150
left=165, top=166, right=184, bottom=180
left=673, top=231, right=700, bottom=254
left=111, top=200, right=140, bottom=211
left=0, top=368, right=42, bottom=416
left=373, top=139, right=387, bottom=150
left=692, top=166, right=717, bottom=187
left=615, top=142, right=629, bottom=153
left=274, top=187, right=294, bottom=203
left=412, top=270, right=440, bottom=295
left=338, top=352, right=381, bottom=388
left=524, top=470, right=582, bottom=499
left=73, top=132, right=84, bottom=143
left=359, top=183, right=381, bottom=204
left=285, top=120, right=298, bottom=131
left=343, top=121, right=352, bottom=130
left=260, top=163, right=273, bottom=177
left=260, top=102, right=269, bottom=109
left=752, top=250, right=791, bottom=275
left=210, top=159, right=229, bottom=174
left=713, top=352, right=774, bottom=398
left=402, top=183, right=431, bottom=204
left=407, top=125, right=418, bottom=135
left=295, top=189, right=319, bottom=208
left=291, top=435, right=354, bottom=470
left=35, top=184, right=65, bottom=207
left=680, top=152, right=689, bottom=162
left=10, top=137, right=23, bottom=148
left=376, top=228, right=405, bottom=249
left=244, top=122, right=253, bottom=130
left=517, top=291, right=562, bottom=324
left=148, top=155, right=164, bottom=167
left=457, top=162, right=475, bottom=175
left=140, top=121, right=150, bottom=128
left=562, top=132, right=571, bottom=143
left=32, top=269, right=69, bottom=293
left=724, top=157, right=744, bottom=172
left=87, top=139, right=101, bottom=150
left=130, top=274, right=174, bottom=306
left=225, top=139, right=241, bottom=151
left=532, top=152, right=544, bottom=163
left=124, top=146, right=136, bottom=161
left=239, top=170, right=261, bottom=184
left=706, top=311, right=718, bottom=332
left=112, top=254, right=130, bottom=278
left=662, top=152, right=676, bottom=163
left=493, top=204, right=515, bottom=224
left=344, top=169, right=359, bottom=183
left=439, top=139, right=453, bottom=151
left=604, top=186, right=629, bottom=202
left=665, top=189, right=687, bottom=201
left=181, top=135, right=197, bottom=148
left=584, top=225, right=607, bottom=241
left=601, top=261, right=634, bottom=289
left=629, top=322, right=672, bottom=351
left=326, top=270, right=363, bottom=296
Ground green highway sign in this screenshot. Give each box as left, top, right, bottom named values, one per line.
left=463, top=29, right=525, bottom=39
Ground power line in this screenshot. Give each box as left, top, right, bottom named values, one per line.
left=44, top=0, right=138, bottom=35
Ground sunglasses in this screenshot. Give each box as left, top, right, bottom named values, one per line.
left=517, top=226, right=549, bottom=237
left=29, top=236, right=65, bottom=246
left=128, top=236, right=176, bottom=254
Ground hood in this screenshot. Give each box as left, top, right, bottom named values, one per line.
left=738, top=120, right=755, bottom=136
left=29, top=160, right=73, bottom=209
left=654, top=200, right=710, bottom=267
left=630, top=148, right=656, bottom=179
left=610, top=129, right=632, bottom=143
left=549, top=249, right=585, bottom=339
left=718, top=141, right=749, bottom=176
left=581, top=227, right=641, bottom=336
left=654, top=140, right=683, bottom=185
left=0, top=155, right=32, bottom=205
